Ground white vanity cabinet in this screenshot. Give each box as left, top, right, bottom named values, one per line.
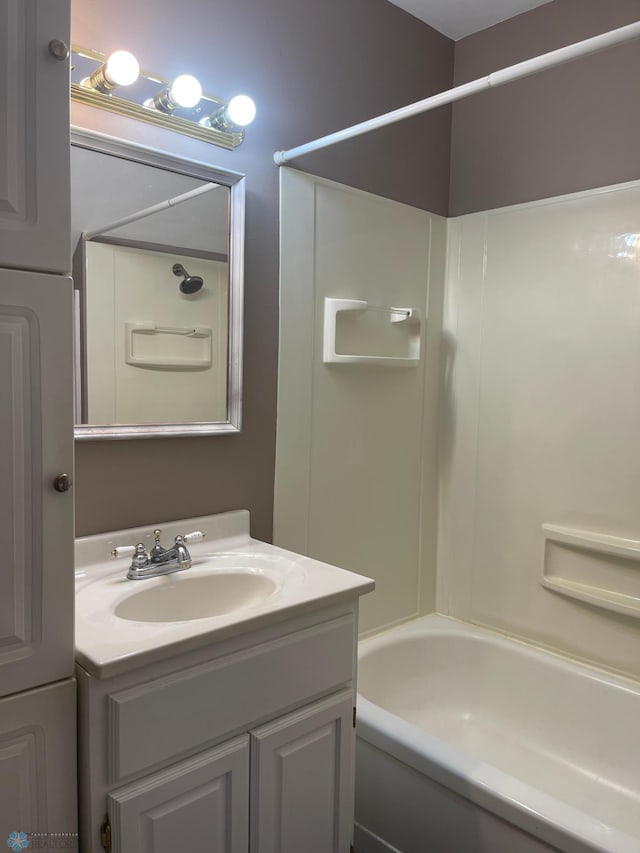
left=0, top=0, right=71, bottom=274
left=77, top=603, right=360, bottom=853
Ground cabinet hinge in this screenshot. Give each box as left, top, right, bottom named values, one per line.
left=100, top=814, right=111, bottom=853
left=353, top=706, right=356, bottom=728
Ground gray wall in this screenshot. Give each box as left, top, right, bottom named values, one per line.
left=71, top=0, right=453, bottom=537
left=450, top=0, right=640, bottom=215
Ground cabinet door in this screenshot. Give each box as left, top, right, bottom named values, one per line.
left=251, top=689, right=355, bottom=853
left=0, top=679, right=77, bottom=840
left=108, top=736, right=250, bottom=853
left=0, top=0, right=70, bottom=274
left=0, top=268, right=74, bottom=697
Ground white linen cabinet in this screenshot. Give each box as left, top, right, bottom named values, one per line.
left=0, top=0, right=76, bottom=842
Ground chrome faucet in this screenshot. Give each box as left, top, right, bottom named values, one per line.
left=111, top=528, right=205, bottom=580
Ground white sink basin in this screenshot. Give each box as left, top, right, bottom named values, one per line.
left=74, top=510, right=375, bottom=678
left=114, top=570, right=278, bottom=622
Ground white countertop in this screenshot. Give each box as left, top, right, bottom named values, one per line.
left=75, top=510, right=374, bottom=678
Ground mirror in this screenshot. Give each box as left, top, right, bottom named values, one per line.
left=71, top=129, right=244, bottom=440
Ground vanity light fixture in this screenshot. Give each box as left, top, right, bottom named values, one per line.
left=70, top=46, right=254, bottom=149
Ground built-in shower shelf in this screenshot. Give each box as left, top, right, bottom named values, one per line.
left=541, top=523, right=640, bottom=619
left=323, top=297, right=420, bottom=365
left=125, top=321, right=212, bottom=369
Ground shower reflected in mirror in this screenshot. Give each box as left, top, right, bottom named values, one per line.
left=71, top=129, right=245, bottom=440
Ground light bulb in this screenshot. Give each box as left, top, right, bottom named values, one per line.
left=147, top=74, right=204, bottom=113
left=104, top=50, right=140, bottom=87
left=200, top=94, right=257, bottom=133
left=169, top=75, right=202, bottom=109
left=226, top=95, right=256, bottom=127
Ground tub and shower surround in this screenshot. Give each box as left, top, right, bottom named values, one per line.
left=277, top=171, right=640, bottom=678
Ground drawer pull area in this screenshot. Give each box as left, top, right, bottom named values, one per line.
left=107, top=614, right=355, bottom=781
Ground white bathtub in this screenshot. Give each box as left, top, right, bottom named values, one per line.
left=354, top=615, right=640, bottom=853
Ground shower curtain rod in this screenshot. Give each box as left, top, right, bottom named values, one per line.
left=273, top=19, right=640, bottom=165
left=83, top=182, right=220, bottom=241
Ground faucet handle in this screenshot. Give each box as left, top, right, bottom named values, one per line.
left=111, top=544, right=136, bottom=559
left=183, top=531, right=205, bottom=543
left=111, top=542, right=148, bottom=560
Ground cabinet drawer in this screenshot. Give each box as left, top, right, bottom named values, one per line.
left=108, top=614, right=355, bottom=781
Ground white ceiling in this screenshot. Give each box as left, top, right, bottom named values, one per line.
left=387, top=0, right=553, bottom=40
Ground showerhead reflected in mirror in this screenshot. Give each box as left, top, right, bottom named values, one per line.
left=172, top=263, right=204, bottom=294
left=71, top=130, right=244, bottom=440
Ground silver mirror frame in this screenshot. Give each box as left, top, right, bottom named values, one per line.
left=71, top=128, right=244, bottom=440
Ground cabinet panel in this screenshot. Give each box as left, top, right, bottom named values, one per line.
left=108, top=614, right=354, bottom=781
left=251, top=690, right=355, bottom=853
left=0, top=679, right=77, bottom=840
left=109, top=735, right=249, bottom=853
left=0, top=269, right=74, bottom=696
left=0, top=0, right=70, bottom=273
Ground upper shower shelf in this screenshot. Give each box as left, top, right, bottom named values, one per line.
left=323, top=298, right=420, bottom=366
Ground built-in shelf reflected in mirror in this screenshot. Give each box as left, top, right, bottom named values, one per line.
left=71, top=129, right=244, bottom=440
